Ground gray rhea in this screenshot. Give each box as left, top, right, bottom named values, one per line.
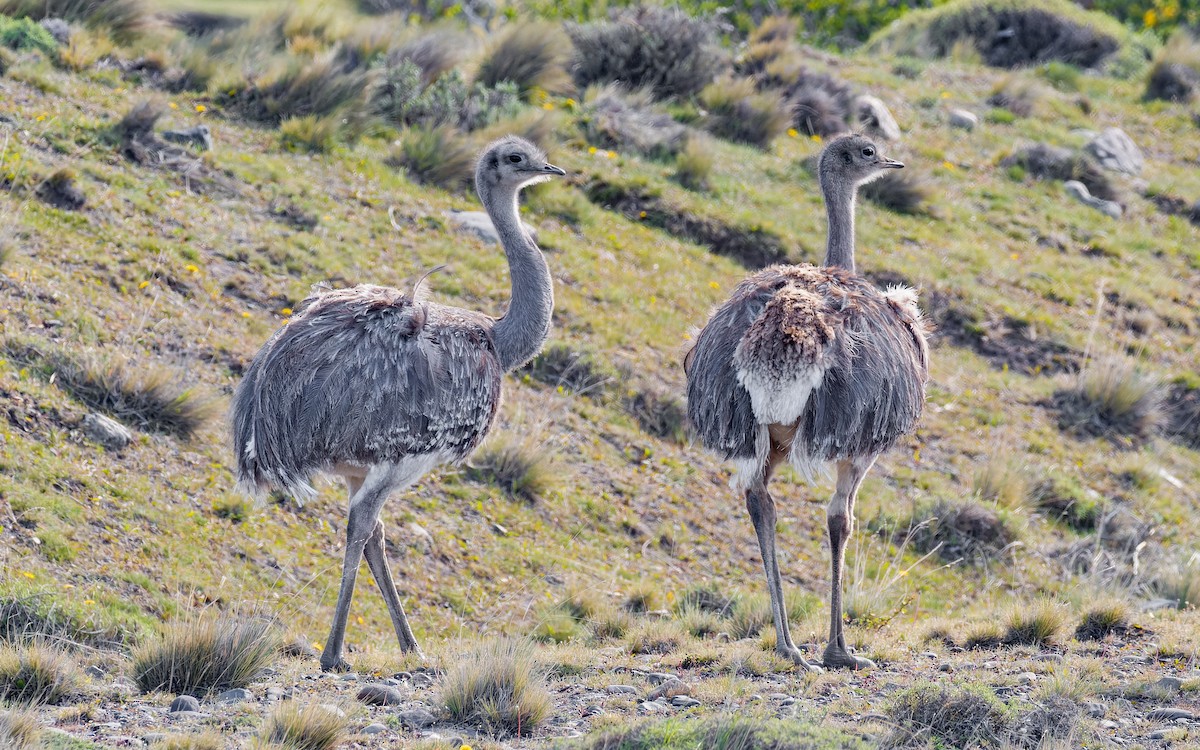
left=230, top=136, right=565, bottom=672
left=684, top=134, right=929, bottom=672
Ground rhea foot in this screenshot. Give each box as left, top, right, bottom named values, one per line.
left=822, top=642, right=876, bottom=671
left=776, top=645, right=825, bottom=673
left=319, top=654, right=352, bottom=673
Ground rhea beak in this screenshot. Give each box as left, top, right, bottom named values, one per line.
left=541, top=163, right=567, bottom=176
left=880, top=158, right=904, bottom=169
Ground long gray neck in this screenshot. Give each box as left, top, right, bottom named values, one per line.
left=482, top=182, right=553, bottom=372
left=821, top=178, right=857, bottom=272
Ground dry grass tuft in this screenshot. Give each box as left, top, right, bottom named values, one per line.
left=621, top=584, right=660, bottom=615
left=279, top=115, right=339, bottom=153
left=3, top=337, right=217, bottom=439
left=1004, top=599, right=1066, bottom=646
left=1151, top=564, right=1200, bottom=610
left=1163, top=379, right=1200, bottom=448
left=131, top=616, right=281, bottom=695
left=0, top=707, right=40, bottom=750
left=389, top=126, right=476, bottom=191
left=1075, top=599, right=1130, bottom=640
left=1144, top=31, right=1200, bottom=102
left=0, top=0, right=150, bottom=43
left=627, top=620, right=686, bottom=655
left=972, top=459, right=1029, bottom=510
left=905, top=499, right=1017, bottom=564
left=674, top=135, right=713, bottom=191
left=700, top=77, right=789, bottom=149
left=1008, top=695, right=1081, bottom=748
left=223, top=51, right=371, bottom=125
left=622, top=384, right=688, bottom=443
left=530, top=608, right=580, bottom=644
left=675, top=584, right=736, bottom=617
left=987, top=76, right=1044, bottom=116
left=441, top=639, right=552, bottom=738
left=522, top=343, right=613, bottom=396
left=590, top=610, right=632, bottom=641
left=677, top=605, right=723, bottom=639
left=962, top=622, right=1005, bottom=650
left=1031, top=475, right=1100, bottom=530
left=258, top=703, right=345, bottom=750
left=580, top=84, right=687, bottom=160
left=148, top=733, right=225, bottom=750
left=467, top=434, right=553, bottom=503
left=1054, top=356, right=1164, bottom=443
left=476, top=22, right=569, bottom=97
left=0, top=641, right=79, bottom=705
left=34, top=167, right=86, bottom=210
left=860, top=169, right=933, bottom=214
left=885, top=680, right=1009, bottom=748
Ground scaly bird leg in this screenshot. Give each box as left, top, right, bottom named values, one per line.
left=823, top=456, right=877, bottom=671
left=363, top=518, right=423, bottom=655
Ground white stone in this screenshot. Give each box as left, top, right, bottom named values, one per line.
left=1064, top=181, right=1122, bottom=218
left=949, top=108, right=978, bottom=130
left=81, top=413, right=131, bottom=450
left=1084, top=128, right=1143, bottom=175
left=854, top=95, right=901, bottom=141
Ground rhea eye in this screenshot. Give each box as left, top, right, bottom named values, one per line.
left=507, top=154, right=522, bottom=164
left=862, top=147, right=875, bottom=158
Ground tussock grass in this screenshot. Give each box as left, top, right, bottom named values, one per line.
left=675, top=584, right=736, bottom=617
left=0, top=594, right=126, bottom=649
left=1075, top=599, right=1130, bottom=640
left=622, top=385, right=687, bottom=443
left=2, top=337, right=216, bottom=439
left=568, top=6, right=726, bottom=99
left=580, top=84, right=687, bottom=160
left=390, top=126, right=476, bottom=191
left=0, top=641, right=79, bottom=705
left=149, top=734, right=224, bottom=750
left=279, top=115, right=339, bottom=153
left=590, top=610, right=631, bottom=641
left=1054, top=356, right=1164, bottom=442
left=0, top=0, right=150, bottom=43
left=963, top=622, right=1005, bottom=650
left=674, top=136, right=713, bottom=191
left=574, top=715, right=868, bottom=749
left=677, top=605, right=722, bottom=639
left=131, top=616, right=281, bottom=695
left=34, top=167, right=86, bottom=211
left=1009, top=695, right=1081, bottom=749
left=467, top=433, right=553, bottom=503
left=1144, top=31, right=1200, bottom=102
left=1164, top=380, right=1200, bottom=448
left=622, top=584, right=660, bottom=614
left=987, top=76, right=1044, bottom=117
left=1151, top=565, right=1200, bottom=610
left=0, top=707, right=40, bottom=750
left=442, top=639, right=551, bottom=738
left=224, top=51, right=372, bottom=125
left=904, top=499, right=1016, bottom=564
left=1004, top=599, right=1066, bottom=646
left=1001, top=142, right=1118, bottom=202
left=972, top=459, right=1029, bottom=510
left=212, top=495, right=254, bottom=524
left=1031, top=475, right=1100, bottom=531
left=700, top=77, right=789, bottom=149
left=885, top=680, right=1009, bottom=748
left=259, top=703, right=346, bottom=750
left=530, top=608, right=580, bottom=644
left=627, top=620, right=687, bottom=655
left=522, top=343, right=613, bottom=396
left=476, top=22, right=569, bottom=97
left=782, top=69, right=856, bottom=138
left=860, top=170, right=933, bottom=214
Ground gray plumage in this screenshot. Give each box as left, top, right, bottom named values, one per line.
left=684, top=134, right=929, bottom=672
left=230, top=135, right=565, bottom=672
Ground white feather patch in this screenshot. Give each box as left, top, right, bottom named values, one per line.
left=736, top=363, right=826, bottom=427
left=728, top=425, right=769, bottom=491
left=882, top=285, right=921, bottom=320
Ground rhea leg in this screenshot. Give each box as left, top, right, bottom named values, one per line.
left=363, top=519, right=422, bottom=654
left=321, top=465, right=402, bottom=672
left=823, top=456, right=877, bottom=671
left=745, top=448, right=822, bottom=673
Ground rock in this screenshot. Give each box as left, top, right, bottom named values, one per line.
left=646, top=672, right=678, bottom=685
left=606, top=685, right=638, bottom=695
left=779, top=697, right=796, bottom=707
left=949, top=108, right=978, bottom=130
left=1064, top=180, right=1122, bottom=218
left=670, top=696, right=701, bottom=708
left=280, top=639, right=318, bottom=659
left=1101, top=720, right=1119, bottom=730
left=39, top=18, right=70, bottom=45
left=1085, top=702, right=1106, bottom=718
left=1018, top=672, right=1038, bottom=685
left=410, top=672, right=435, bottom=688
left=855, top=95, right=901, bottom=141
left=581, top=704, right=603, bottom=717
left=215, top=688, right=252, bottom=704
left=445, top=210, right=538, bottom=245
left=362, top=723, right=388, bottom=735
left=1148, top=708, right=1194, bottom=721
left=319, top=704, right=346, bottom=718
left=1154, top=676, right=1183, bottom=692
left=646, top=678, right=689, bottom=702
left=397, top=708, right=437, bottom=729
left=939, top=663, right=954, bottom=673
left=491, top=522, right=508, bottom=536
left=405, top=523, right=435, bottom=554
left=85, top=665, right=106, bottom=680
left=338, top=673, right=360, bottom=681
left=1034, top=653, right=1063, bottom=663
left=1084, top=128, right=1143, bottom=175
left=920, top=651, right=938, bottom=659
left=162, top=125, right=214, bottom=152
left=81, top=413, right=132, bottom=451
left=638, top=700, right=668, bottom=714
left=265, top=687, right=290, bottom=701
left=169, top=695, right=201, bottom=713
left=768, top=693, right=791, bottom=701
left=142, top=734, right=167, bottom=745
left=357, top=684, right=404, bottom=706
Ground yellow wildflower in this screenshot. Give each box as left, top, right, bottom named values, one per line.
left=169, top=102, right=178, bottom=109
left=241, top=311, right=251, bottom=318
left=138, top=280, right=150, bottom=289
left=709, top=281, right=720, bottom=289
left=185, top=264, right=199, bottom=273
left=281, top=307, right=293, bottom=316
left=588, top=146, right=597, bottom=155
left=787, top=128, right=798, bottom=138
left=810, top=134, right=822, bottom=143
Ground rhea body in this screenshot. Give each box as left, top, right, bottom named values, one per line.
left=684, top=134, right=929, bottom=671
left=231, top=136, right=565, bottom=672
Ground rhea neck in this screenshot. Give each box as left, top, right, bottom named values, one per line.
left=820, top=170, right=858, bottom=273
left=479, top=178, right=553, bottom=372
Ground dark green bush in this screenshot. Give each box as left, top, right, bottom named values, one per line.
left=0, top=15, right=57, bottom=55
left=0, top=0, right=149, bottom=42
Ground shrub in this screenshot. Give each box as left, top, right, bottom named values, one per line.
left=467, top=434, right=552, bottom=502
left=0, top=0, right=149, bottom=43
left=1164, top=380, right=1200, bottom=448
left=279, top=115, right=338, bottom=153
left=476, top=22, right=569, bottom=97
left=867, top=0, right=1125, bottom=69
left=522, top=343, right=613, bottom=395
left=886, top=681, right=1009, bottom=748
left=0, top=708, right=39, bottom=750
left=131, top=616, right=281, bottom=695
left=259, top=703, right=345, bottom=750
left=0, top=15, right=57, bottom=54
left=0, top=642, right=79, bottom=705
left=580, top=84, right=687, bottom=160
left=1031, top=475, right=1100, bottom=530
left=1075, top=599, right=1130, bottom=640
left=34, top=167, right=85, bottom=210
left=674, top=135, right=713, bottom=191
left=905, top=499, right=1016, bottom=563
left=1053, top=356, right=1164, bottom=442
left=2, top=337, right=216, bottom=438
left=987, top=76, right=1044, bottom=117
left=1000, top=143, right=1118, bottom=202
left=700, top=77, right=789, bottom=149
left=441, top=639, right=551, bottom=738
left=623, top=385, right=687, bottom=442
left=1003, top=599, right=1066, bottom=646
left=568, top=7, right=727, bottom=100
left=1145, top=31, right=1200, bottom=102
left=223, top=51, right=371, bottom=125
left=860, top=170, right=932, bottom=214
left=390, top=126, right=476, bottom=191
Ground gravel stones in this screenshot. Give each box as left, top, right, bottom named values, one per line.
left=357, top=683, right=404, bottom=706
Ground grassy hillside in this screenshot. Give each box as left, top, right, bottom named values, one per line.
left=1, top=0, right=1198, bottom=747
